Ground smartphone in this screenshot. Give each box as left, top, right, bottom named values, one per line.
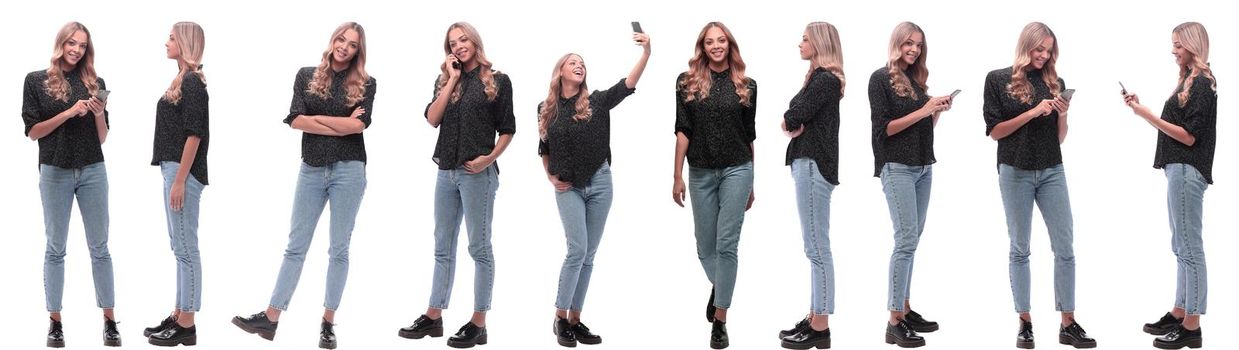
left=95, top=90, right=111, bottom=102
left=1060, top=88, right=1076, bottom=102
left=451, top=61, right=461, bottom=70
left=1118, top=81, right=1127, bottom=95
left=631, top=21, right=643, bottom=33
left=949, top=89, right=961, bottom=99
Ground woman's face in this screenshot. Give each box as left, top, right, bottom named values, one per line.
left=703, top=26, right=729, bottom=66
left=899, top=31, right=924, bottom=67
left=1172, top=34, right=1192, bottom=67
left=332, top=28, right=361, bottom=65
left=61, top=30, right=88, bottom=67
left=447, top=27, right=476, bottom=65
left=560, top=54, right=586, bottom=87
left=799, top=30, right=813, bottom=60
left=165, top=30, right=180, bottom=60
left=1029, top=37, right=1054, bottom=70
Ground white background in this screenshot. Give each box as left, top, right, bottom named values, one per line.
left=0, top=0, right=1233, bottom=349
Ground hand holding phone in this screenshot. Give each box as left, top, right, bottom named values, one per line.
left=1118, top=81, right=1128, bottom=95
left=631, top=21, right=643, bottom=33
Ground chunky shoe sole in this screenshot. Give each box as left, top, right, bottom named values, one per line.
left=1145, top=325, right=1175, bottom=336
left=148, top=335, right=197, bottom=347
left=577, top=336, right=601, bottom=345
left=319, top=339, right=337, bottom=349
left=557, top=337, right=577, bottom=347
left=447, top=334, right=488, bottom=348
left=1016, top=339, right=1035, bottom=349
left=781, top=337, right=831, bottom=349
left=710, top=339, right=729, bottom=349
left=1058, top=335, right=1097, bottom=349
left=1153, top=338, right=1203, bottom=349
left=231, top=317, right=275, bottom=341
left=47, top=339, right=65, bottom=348
left=398, top=327, right=444, bottom=339
left=104, top=338, right=122, bottom=347
left=884, top=333, right=925, bottom=348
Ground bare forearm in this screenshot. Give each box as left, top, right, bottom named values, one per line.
left=28, top=113, right=73, bottom=140
left=94, top=113, right=109, bottom=144
left=886, top=109, right=929, bottom=136
left=175, top=136, right=201, bottom=184
left=626, top=51, right=651, bottom=89
left=426, top=78, right=458, bottom=127
left=990, top=111, right=1037, bottom=140
left=292, top=116, right=345, bottom=136
left=316, top=116, right=364, bottom=135
left=673, top=133, right=689, bottom=179
left=489, top=134, right=513, bottom=159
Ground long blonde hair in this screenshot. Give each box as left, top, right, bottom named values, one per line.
left=439, top=22, right=498, bottom=103
left=44, top=22, right=100, bottom=102
left=163, top=21, right=206, bottom=105
left=886, top=22, right=928, bottom=99
left=805, top=22, right=845, bottom=95
left=538, top=53, right=591, bottom=141
left=307, top=22, right=370, bottom=106
left=680, top=22, right=752, bottom=106
left=1006, top=22, right=1060, bottom=104
left=1172, top=22, right=1215, bottom=107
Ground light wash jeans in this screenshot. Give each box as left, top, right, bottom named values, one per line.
left=40, top=162, right=114, bottom=312
left=689, top=161, right=753, bottom=310
left=791, top=158, right=835, bottom=314
left=269, top=161, right=367, bottom=311
left=430, top=165, right=498, bottom=312
left=554, top=163, right=613, bottom=311
left=998, top=163, right=1075, bottom=313
left=880, top=163, right=932, bottom=312
left=161, top=161, right=205, bottom=312
left=1164, top=163, right=1208, bottom=315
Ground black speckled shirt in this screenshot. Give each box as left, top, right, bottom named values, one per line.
left=21, top=68, right=109, bottom=169
left=784, top=67, right=842, bottom=185
left=1155, top=74, right=1217, bottom=184
left=283, top=67, right=376, bottom=166
left=982, top=67, right=1065, bottom=171
left=675, top=69, right=757, bottom=169
left=539, top=79, right=635, bottom=186
left=151, top=72, right=210, bottom=185
left=425, top=66, right=516, bottom=170
left=869, top=67, right=935, bottom=177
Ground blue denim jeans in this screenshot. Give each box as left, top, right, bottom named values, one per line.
left=1164, top=163, right=1208, bottom=315
left=791, top=158, right=835, bottom=315
left=40, top=162, right=114, bottom=312
left=880, top=163, right=932, bottom=312
left=554, top=163, right=613, bottom=311
left=998, top=164, right=1075, bottom=313
left=689, top=161, right=753, bottom=310
left=269, top=161, right=367, bottom=311
left=430, top=165, right=498, bottom=312
left=161, top=162, right=205, bottom=312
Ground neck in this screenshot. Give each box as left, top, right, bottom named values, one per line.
left=58, top=61, right=77, bottom=74
left=331, top=59, right=350, bottom=73
left=463, top=59, right=480, bottom=73
left=560, top=81, right=580, bottom=99
left=708, top=61, right=729, bottom=73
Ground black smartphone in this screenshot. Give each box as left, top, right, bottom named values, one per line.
left=631, top=21, right=643, bottom=33
left=1118, top=81, right=1127, bottom=95
left=1061, top=89, right=1076, bottom=102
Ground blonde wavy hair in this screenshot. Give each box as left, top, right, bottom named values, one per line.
left=805, top=22, right=845, bottom=95
left=538, top=53, right=591, bottom=141
left=1171, top=22, right=1215, bottom=107
left=307, top=22, right=370, bottom=106
left=163, top=21, right=206, bottom=105
left=1006, top=22, right=1060, bottom=104
left=680, top=22, right=752, bottom=106
left=44, top=22, right=100, bottom=102
left=886, top=22, right=928, bottom=99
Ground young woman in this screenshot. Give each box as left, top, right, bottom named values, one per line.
left=868, top=22, right=951, bottom=348
left=145, top=21, right=208, bottom=348
left=669, top=21, right=756, bottom=350
left=779, top=21, right=844, bottom=350
left=1122, top=22, right=1215, bottom=350
left=542, top=30, right=650, bottom=348
left=21, top=21, right=119, bottom=348
left=398, top=22, right=515, bottom=349
left=981, top=22, right=1095, bottom=349
left=231, top=22, right=375, bottom=350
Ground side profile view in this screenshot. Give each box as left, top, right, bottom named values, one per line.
left=1122, top=22, right=1215, bottom=350
left=231, top=22, right=375, bottom=350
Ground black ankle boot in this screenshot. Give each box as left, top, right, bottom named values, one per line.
left=145, top=316, right=175, bottom=337
left=399, top=314, right=444, bottom=339
left=1058, top=320, right=1097, bottom=348
left=553, top=317, right=576, bottom=347
left=231, top=311, right=278, bottom=341
left=447, top=322, right=487, bottom=348
left=710, top=319, right=729, bottom=349
left=319, top=319, right=337, bottom=349
left=885, top=319, right=925, bottom=348
left=1154, top=324, right=1202, bottom=349
left=148, top=323, right=197, bottom=347
left=47, top=318, right=65, bottom=348
left=571, top=321, right=602, bottom=345
left=779, top=318, right=810, bottom=339
left=1016, top=319, right=1034, bottom=349
left=781, top=325, right=830, bottom=349
left=104, top=318, right=122, bottom=347
left=904, top=310, right=939, bottom=333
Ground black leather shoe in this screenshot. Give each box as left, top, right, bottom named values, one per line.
left=706, top=287, right=717, bottom=322
left=710, top=319, right=729, bottom=349
left=779, top=318, right=810, bottom=339
left=47, top=318, right=65, bottom=348
left=553, top=317, right=576, bottom=347
left=104, top=318, right=122, bottom=347
left=1058, top=321, right=1097, bottom=348
left=447, top=322, right=488, bottom=348
left=231, top=311, right=278, bottom=341
left=885, top=320, right=925, bottom=348
left=1016, top=319, right=1034, bottom=349
left=904, top=310, right=939, bottom=333
left=148, top=323, right=197, bottom=347
left=145, top=316, right=175, bottom=337
left=571, top=321, right=602, bottom=345
left=399, top=315, right=444, bottom=339
left=319, top=319, right=337, bottom=349
left=781, top=325, right=830, bottom=349
left=1154, top=324, right=1202, bottom=349
left=1145, top=312, right=1183, bottom=336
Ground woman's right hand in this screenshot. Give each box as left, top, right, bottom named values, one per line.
left=672, top=177, right=687, bottom=207
left=549, top=175, right=572, bottom=193
left=445, top=54, right=461, bottom=80
left=1123, top=93, right=1141, bottom=106
left=1032, top=99, right=1058, bottom=117
left=921, top=96, right=951, bottom=117
left=70, top=99, right=92, bottom=117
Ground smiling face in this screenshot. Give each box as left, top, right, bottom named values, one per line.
left=799, top=30, right=813, bottom=60
left=165, top=30, right=180, bottom=60
left=1029, top=37, right=1054, bottom=69
left=1172, top=33, right=1192, bottom=66
left=332, top=28, right=361, bottom=65
left=447, top=27, right=476, bottom=66
left=61, top=30, right=88, bottom=68
left=703, top=25, right=729, bottom=66
left=559, top=54, right=586, bottom=87
left=899, top=31, right=924, bottom=67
